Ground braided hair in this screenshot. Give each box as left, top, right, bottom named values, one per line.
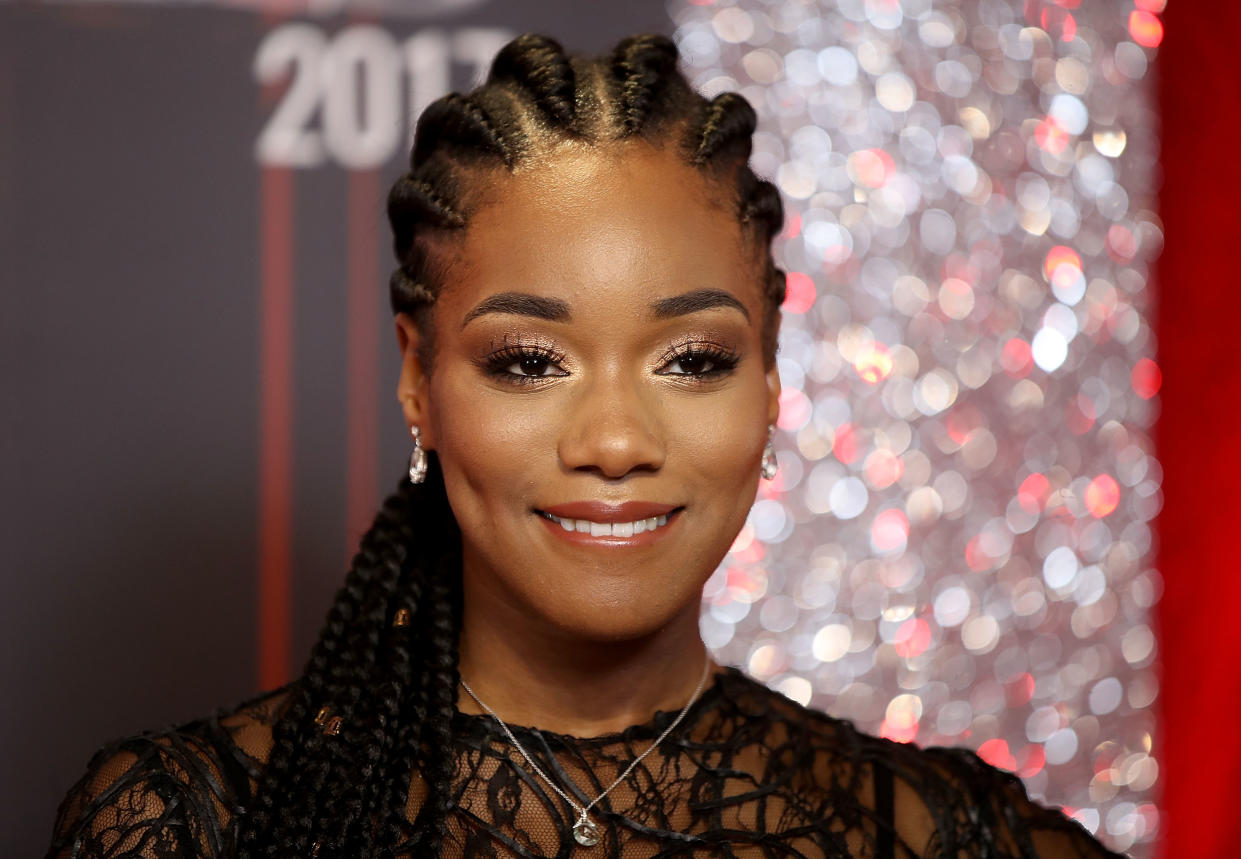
left=236, top=33, right=785, bottom=858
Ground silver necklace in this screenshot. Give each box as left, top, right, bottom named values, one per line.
left=458, top=658, right=713, bottom=848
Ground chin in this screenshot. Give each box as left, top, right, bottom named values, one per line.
left=535, top=578, right=703, bottom=645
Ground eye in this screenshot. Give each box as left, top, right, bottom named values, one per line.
left=657, top=343, right=740, bottom=379
left=482, top=343, right=568, bottom=384
left=663, top=352, right=718, bottom=375
left=504, top=354, right=561, bottom=377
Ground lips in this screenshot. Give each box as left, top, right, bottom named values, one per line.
left=535, top=501, right=684, bottom=546
left=539, top=501, right=679, bottom=522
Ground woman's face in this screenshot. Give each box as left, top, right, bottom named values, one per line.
left=397, top=141, right=780, bottom=644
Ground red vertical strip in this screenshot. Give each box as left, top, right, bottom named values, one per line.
left=258, top=165, right=294, bottom=691
left=345, top=169, right=382, bottom=555
left=1155, top=2, right=1241, bottom=855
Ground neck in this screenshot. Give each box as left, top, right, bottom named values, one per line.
left=456, top=598, right=716, bottom=737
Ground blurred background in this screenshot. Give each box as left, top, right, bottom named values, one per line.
left=2, top=0, right=1235, bottom=856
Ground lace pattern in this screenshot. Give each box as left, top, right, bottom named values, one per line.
left=47, top=668, right=1121, bottom=858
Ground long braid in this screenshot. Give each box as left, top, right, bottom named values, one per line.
left=412, top=550, right=462, bottom=854
left=371, top=568, right=426, bottom=852
left=239, top=32, right=785, bottom=857
left=236, top=470, right=453, bottom=858
left=308, top=483, right=421, bottom=856
left=236, top=492, right=403, bottom=857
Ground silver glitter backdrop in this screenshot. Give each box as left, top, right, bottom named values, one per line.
left=677, top=0, right=1164, bottom=853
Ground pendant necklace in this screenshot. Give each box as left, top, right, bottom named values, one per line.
left=459, top=658, right=713, bottom=848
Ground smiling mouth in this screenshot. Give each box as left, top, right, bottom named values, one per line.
left=536, top=508, right=684, bottom=538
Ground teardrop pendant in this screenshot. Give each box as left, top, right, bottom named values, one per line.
left=572, top=815, right=599, bottom=847
left=408, top=435, right=428, bottom=484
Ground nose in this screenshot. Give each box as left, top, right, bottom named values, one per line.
left=558, top=372, right=665, bottom=479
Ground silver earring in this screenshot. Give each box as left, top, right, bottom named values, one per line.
left=760, top=424, right=778, bottom=480
left=408, top=425, right=428, bottom=484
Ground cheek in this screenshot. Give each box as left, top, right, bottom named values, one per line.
left=427, top=370, right=554, bottom=507
left=665, top=377, right=770, bottom=499
left=678, top=420, right=764, bottom=503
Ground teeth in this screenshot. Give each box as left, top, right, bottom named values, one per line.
left=544, top=511, right=676, bottom=536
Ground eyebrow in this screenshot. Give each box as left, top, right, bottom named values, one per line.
left=651, top=288, right=750, bottom=321
left=461, top=292, right=571, bottom=329
left=460, top=287, right=750, bottom=329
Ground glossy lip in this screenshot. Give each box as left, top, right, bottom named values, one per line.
left=534, top=501, right=684, bottom=548
left=538, top=500, right=679, bottom=522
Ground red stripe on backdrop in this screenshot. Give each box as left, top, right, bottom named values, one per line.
left=1156, top=2, right=1241, bottom=855
left=257, top=166, right=294, bottom=691
left=346, top=169, right=382, bottom=556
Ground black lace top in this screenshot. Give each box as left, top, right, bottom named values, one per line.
left=47, top=667, right=1120, bottom=858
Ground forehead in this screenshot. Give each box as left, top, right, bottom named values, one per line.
left=438, top=142, right=762, bottom=318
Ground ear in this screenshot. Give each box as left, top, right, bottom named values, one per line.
left=394, top=312, right=435, bottom=449
left=764, top=359, right=782, bottom=430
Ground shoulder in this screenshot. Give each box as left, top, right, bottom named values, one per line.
left=713, top=668, right=1121, bottom=857
left=46, top=687, right=288, bottom=859
left=884, top=743, right=1124, bottom=857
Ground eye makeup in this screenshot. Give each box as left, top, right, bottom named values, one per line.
left=654, top=337, right=742, bottom=380
left=470, top=328, right=747, bottom=388
left=476, top=335, right=569, bottom=386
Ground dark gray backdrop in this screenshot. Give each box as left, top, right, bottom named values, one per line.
left=1, top=2, right=672, bottom=853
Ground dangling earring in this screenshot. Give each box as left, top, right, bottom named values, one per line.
left=408, top=425, right=428, bottom=484
left=760, top=424, right=778, bottom=480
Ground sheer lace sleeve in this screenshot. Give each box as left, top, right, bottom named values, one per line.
left=47, top=692, right=282, bottom=859
left=885, top=745, right=1121, bottom=858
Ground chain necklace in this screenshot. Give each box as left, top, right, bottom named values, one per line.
left=458, top=658, right=713, bottom=848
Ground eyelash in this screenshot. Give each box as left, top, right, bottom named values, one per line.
left=483, top=344, right=568, bottom=386
left=658, top=340, right=741, bottom=380
left=481, top=340, right=741, bottom=386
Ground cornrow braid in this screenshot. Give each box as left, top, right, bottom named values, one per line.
left=388, top=173, right=466, bottom=235
left=488, top=33, right=577, bottom=128
left=609, top=33, right=682, bottom=135
left=692, top=91, right=756, bottom=165
left=240, top=31, right=786, bottom=857
left=411, top=93, right=515, bottom=169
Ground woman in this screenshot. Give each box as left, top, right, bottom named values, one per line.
left=48, top=33, right=1119, bottom=858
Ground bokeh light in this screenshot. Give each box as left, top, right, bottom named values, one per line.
left=1128, top=10, right=1164, bottom=48
left=674, top=0, right=1161, bottom=852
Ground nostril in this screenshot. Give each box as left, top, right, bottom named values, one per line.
left=556, top=404, right=667, bottom=478
left=561, top=444, right=665, bottom=478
